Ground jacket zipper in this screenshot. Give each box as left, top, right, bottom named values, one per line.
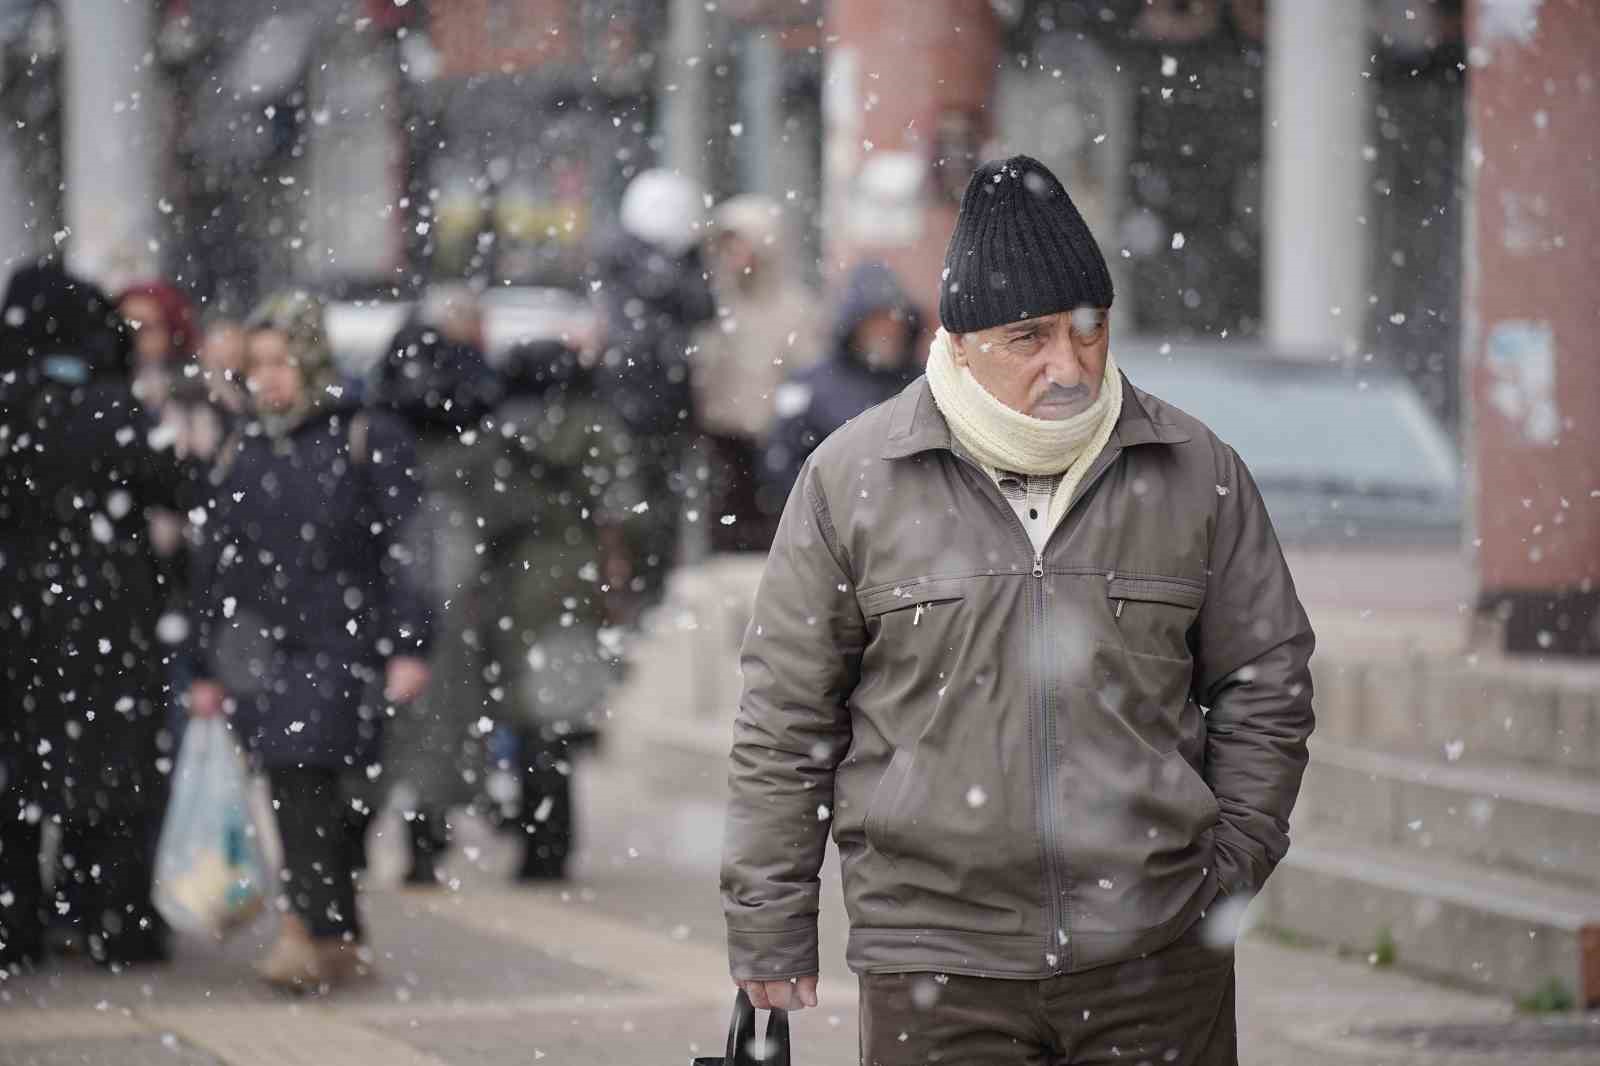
left=949, top=445, right=1129, bottom=975
left=948, top=453, right=1067, bottom=973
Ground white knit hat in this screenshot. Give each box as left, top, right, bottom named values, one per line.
left=619, top=169, right=705, bottom=257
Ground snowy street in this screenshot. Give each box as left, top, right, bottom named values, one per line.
left=1, top=744, right=1576, bottom=1066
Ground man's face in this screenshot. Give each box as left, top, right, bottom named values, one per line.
left=711, top=231, right=759, bottom=283
left=952, top=307, right=1110, bottom=420
left=245, top=329, right=307, bottom=413
left=441, top=303, right=485, bottom=351
left=853, top=309, right=913, bottom=371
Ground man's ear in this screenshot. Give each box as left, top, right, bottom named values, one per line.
left=949, top=332, right=969, bottom=367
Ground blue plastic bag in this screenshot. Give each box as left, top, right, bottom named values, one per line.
left=152, top=719, right=270, bottom=938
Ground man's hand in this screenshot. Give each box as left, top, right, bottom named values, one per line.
left=385, top=656, right=431, bottom=703
left=188, top=680, right=226, bottom=719
left=738, top=975, right=818, bottom=1011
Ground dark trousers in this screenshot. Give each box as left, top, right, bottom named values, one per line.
left=703, top=433, right=779, bottom=554
left=0, top=812, right=43, bottom=965
left=0, top=810, right=167, bottom=966
left=859, top=920, right=1237, bottom=1066
left=267, top=767, right=361, bottom=941
left=519, top=730, right=574, bottom=873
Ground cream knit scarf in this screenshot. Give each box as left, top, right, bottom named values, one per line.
left=925, top=327, right=1123, bottom=531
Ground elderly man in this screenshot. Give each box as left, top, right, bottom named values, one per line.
left=721, top=156, right=1315, bottom=1065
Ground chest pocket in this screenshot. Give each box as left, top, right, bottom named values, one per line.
left=858, top=577, right=970, bottom=670
left=1107, top=575, right=1204, bottom=661
left=860, top=577, right=968, bottom=625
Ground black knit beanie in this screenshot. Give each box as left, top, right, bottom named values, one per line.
left=938, top=155, right=1114, bottom=334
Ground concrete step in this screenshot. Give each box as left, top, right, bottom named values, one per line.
left=1294, top=739, right=1600, bottom=890
left=1259, top=829, right=1600, bottom=1007
left=1311, top=653, right=1600, bottom=774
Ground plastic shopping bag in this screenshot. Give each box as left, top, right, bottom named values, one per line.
left=152, top=718, right=270, bottom=938
left=693, top=990, right=791, bottom=1065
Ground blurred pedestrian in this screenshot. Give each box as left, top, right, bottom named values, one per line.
left=118, top=279, right=198, bottom=415
left=197, top=315, right=250, bottom=418
left=118, top=281, right=201, bottom=566
left=188, top=290, right=432, bottom=991
left=593, top=169, right=716, bottom=614
left=366, top=285, right=501, bottom=886
left=722, top=157, right=1315, bottom=1065
left=467, top=338, right=642, bottom=881
left=760, top=260, right=922, bottom=501
left=0, top=263, right=186, bottom=970
left=691, top=195, right=819, bottom=553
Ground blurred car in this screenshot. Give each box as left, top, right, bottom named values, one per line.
left=324, top=298, right=412, bottom=380
left=478, top=285, right=595, bottom=365
left=1116, top=341, right=1462, bottom=547
left=324, top=285, right=596, bottom=381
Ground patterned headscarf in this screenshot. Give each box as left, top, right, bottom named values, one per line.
left=244, top=289, right=341, bottom=435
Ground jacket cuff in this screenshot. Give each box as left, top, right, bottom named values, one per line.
left=726, top=925, right=820, bottom=981
left=1211, top=827, right=1266, bottom=900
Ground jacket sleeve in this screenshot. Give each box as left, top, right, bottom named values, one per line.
left=365, top=413, right=433, bottom=659
left=721, top=460, right=865, bottom=981
left=1193, top=446, right=1316, bottom=901
left=184, top=443, right=232, bottom=685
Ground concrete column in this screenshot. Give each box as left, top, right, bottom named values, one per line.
left=738, top=30, right=781, bottom=198
left=0, top=122, right=32, bottom=272
left=304, top=39, right=404, bottom=283
left=1466, top=0, right=1600, bottom=656
left=823, top=0, right=1000, bottom=321
left=59, top=0, right=159, bottom=287
left=660, top=0, right=709, bottom=187
left=1264, top=0, right=1368, bottom=358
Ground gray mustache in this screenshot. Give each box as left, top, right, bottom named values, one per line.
left=1041, top=383, right=1091, bottom=404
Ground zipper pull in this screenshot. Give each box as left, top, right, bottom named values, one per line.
left=1115, top=599, right=1125, bottom=619
left=1032, top=554, right=1044, bottom=579
left=913, top=603, right=925, bottom=626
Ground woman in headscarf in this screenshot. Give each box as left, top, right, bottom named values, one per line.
left=187, top=290, right=432, bottom=991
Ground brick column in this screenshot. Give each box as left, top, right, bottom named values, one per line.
left=822, top=1, right=1000, bottom=326
left=1466, top=0, right=1600, bottom=655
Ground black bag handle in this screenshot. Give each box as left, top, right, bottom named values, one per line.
left=724, top=989, right=791, bottom=1065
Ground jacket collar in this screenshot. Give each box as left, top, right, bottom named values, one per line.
left=881, top=373, right=1189, bottom=461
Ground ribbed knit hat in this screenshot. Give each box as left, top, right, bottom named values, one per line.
left=939, top=155, right=1114, bottom=334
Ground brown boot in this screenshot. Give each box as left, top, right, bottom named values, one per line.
left=257, top=916, right=376, bottom=993
left=314, top=937, right=377, bottom=985
left=255, top=915, right=321, bottom=991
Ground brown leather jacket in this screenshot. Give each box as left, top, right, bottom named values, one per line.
left=721, top=374, right=1315, bottom=981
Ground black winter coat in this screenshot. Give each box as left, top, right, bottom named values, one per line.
left=1, top=266, right=186, bottom=819
left=190, top=403, right=431, bottom=771
left=593, top=231, right=716, bottom=438
left=761, top=261, right=922, bottom=501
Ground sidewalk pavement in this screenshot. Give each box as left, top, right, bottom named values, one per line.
left=4, top=747, right=1595, bottom=1065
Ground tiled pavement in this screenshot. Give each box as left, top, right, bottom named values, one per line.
left=2, top=751, right=1595, bottom=1066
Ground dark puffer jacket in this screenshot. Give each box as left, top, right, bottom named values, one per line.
left=593, top=230, right=717, bottom=437
left=0, top=264, right=186, bottom=819
left=190, top=402, right=431, bottom=770
left=761, top=261, right=923, bottom=501
left=368, top=320, right=502, bottom=440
